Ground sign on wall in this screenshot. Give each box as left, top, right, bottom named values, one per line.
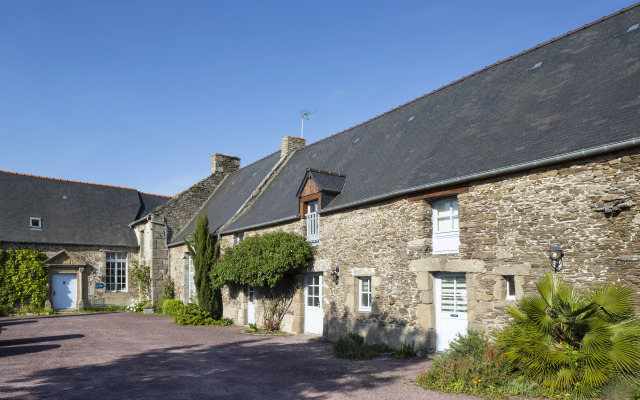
left=95, top=283, right=105, bottom=289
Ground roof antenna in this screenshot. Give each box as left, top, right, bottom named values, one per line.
left=300, top=109, right=317, bottom=138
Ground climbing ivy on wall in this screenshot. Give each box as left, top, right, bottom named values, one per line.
left=0, top=249, right=48, bottom=312
left=211, top=231, right=314, bottom=289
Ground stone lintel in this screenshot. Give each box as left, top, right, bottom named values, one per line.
left=444, top=259, right=484, bottom=273
left=410, top=258, right=484, bottom=273
left=352, top=267, right=375, bottom=276
left=409, top=258, right=445, bottom=272
left=312, top=258, right=332, bottom=272
left=492, top=263, right=531, bottom=276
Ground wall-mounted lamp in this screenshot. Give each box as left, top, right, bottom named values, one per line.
left=330, top=267, right=340, bottom=283
left=548, top=245, right=564, bottom=273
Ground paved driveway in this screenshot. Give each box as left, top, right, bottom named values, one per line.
left=0, top=312, right=479, bottom=399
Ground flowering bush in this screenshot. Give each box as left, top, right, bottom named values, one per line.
left=126, top=301, right=146, bottom=313
left=162, top=276, right=175, bottom=300
left=418, top=342, right=512, bottom=394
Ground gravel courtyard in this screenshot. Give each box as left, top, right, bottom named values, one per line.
left=0, top=312, right=480, bottom=399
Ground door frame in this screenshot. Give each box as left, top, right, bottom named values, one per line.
left=434, top=272, right=468, bottom=352
left=304, top=273, right=324, bottom=335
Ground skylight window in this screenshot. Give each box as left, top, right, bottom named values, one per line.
left=628, top=24, right=639, bottom=33
left=30, top=217, right=42, bottom=230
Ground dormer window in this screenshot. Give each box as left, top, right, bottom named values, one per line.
left=30, top=217, right=42, bottom=230
left=296, top=168, right=347, bottom=245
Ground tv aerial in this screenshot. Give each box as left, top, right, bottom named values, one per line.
left=300, top=109, right=317, bottom=138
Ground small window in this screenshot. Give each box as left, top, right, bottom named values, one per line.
left=432, top=198, right=460, bottom=254
left=505, top=276, right=516, bottom=300
left=235, top=232, right=244, bottom=245
left=359, top=277, right=372, bottom=311
left=30, top=217, right=42, bottom=230
left=306, top=200, right=320, bottom=244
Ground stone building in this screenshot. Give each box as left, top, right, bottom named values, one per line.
left=0, top=171, right=170, bottom=310
left=2, top=5, right=639, bottom=353
left=167, top=5, right=640, bottom=351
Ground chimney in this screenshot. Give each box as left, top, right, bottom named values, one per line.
left=211, top=154, right=241, bottom=175
left=281, top=136, right=306, bottom=159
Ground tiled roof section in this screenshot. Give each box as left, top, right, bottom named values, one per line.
left=168, top=151, right=281, bottom=246
left=0, top=171, right=170, bottom=247
left=308, top=170, right=346, bottom=194
left=222, top=6, right=640, bottom=233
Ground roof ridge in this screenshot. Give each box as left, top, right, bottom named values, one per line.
left=0, top=169, right=170, bottom=198
left=302, top=2, right=640, bottom=151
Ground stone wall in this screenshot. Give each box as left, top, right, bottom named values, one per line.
left=0, top=242, right=139, bottom=307
left=453, top=149, right=640, bottom=333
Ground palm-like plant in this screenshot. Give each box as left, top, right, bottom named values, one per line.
left=495, top=273, right=640, bottom=395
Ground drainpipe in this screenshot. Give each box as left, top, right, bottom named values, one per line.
left=147, top=216, right=170, bottom=305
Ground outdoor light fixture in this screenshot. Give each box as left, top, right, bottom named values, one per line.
left=330, top=267, right=340, bottom=283
left=548, top=245, right=564, bottom=273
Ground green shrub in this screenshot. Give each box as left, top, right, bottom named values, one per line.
left=394, top=341, right=417, bottom=359
left=174, top=303, right=213, bottom=326
left=347, top=332, right=364, bottom=345
left=495, top=273, right=640, bottom=396
left=162, top=299, right=184, bottom=316
left=448, top=328, right=489, bottom=359
left=331, top=332, right=391, bottom=360
left=172, top=303, right=234, bottom=326
left=107, top=304, right=125, bottom=311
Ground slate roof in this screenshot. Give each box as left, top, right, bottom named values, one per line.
left=168, top=152, right=281, bottom=246
left=221, top=5, right=640, bottom=233
left=0, top=171, right=170, bottom=247
left=300, top=170, right=347, bottom=195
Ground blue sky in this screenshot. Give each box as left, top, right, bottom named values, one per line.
left=0, top=1, right=635, bottom=196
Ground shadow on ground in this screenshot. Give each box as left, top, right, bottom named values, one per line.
left=0, top=334, right=422, bottom=399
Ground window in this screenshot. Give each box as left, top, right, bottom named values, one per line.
left=106, top=252, right=127, bottom=292
left=30, top=217, right=42, bottom=230
left=440, top=274, right=467, bottom=313
left=306, top=200, right=319, bottom=244
left=188, top=255, right=196, bottom=302
left=235, top=232, right=244, bottom=245
left=433, top=198, right=460, bottom=254
left=359, top=277, right=372, bottom=311
left=505, top=276, right=516, bottom=300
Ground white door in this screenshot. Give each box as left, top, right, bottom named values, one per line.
left=247, top=285, right=255, bottom=325
left=304, top=273, right=323, bottom=335
left=435, top=272, right=468, bottom=352
left=52, top=274, right=77, bottom=310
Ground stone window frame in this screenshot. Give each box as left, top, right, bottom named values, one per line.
left=432, top=198, right=460, bottom=254
left=358, top=277, right=372, bottom=312
left=504, top=275, right=516, bottom=300
left=351, top=268, right=379, bottom=314
left=105, top=252, right=128, bottom=292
